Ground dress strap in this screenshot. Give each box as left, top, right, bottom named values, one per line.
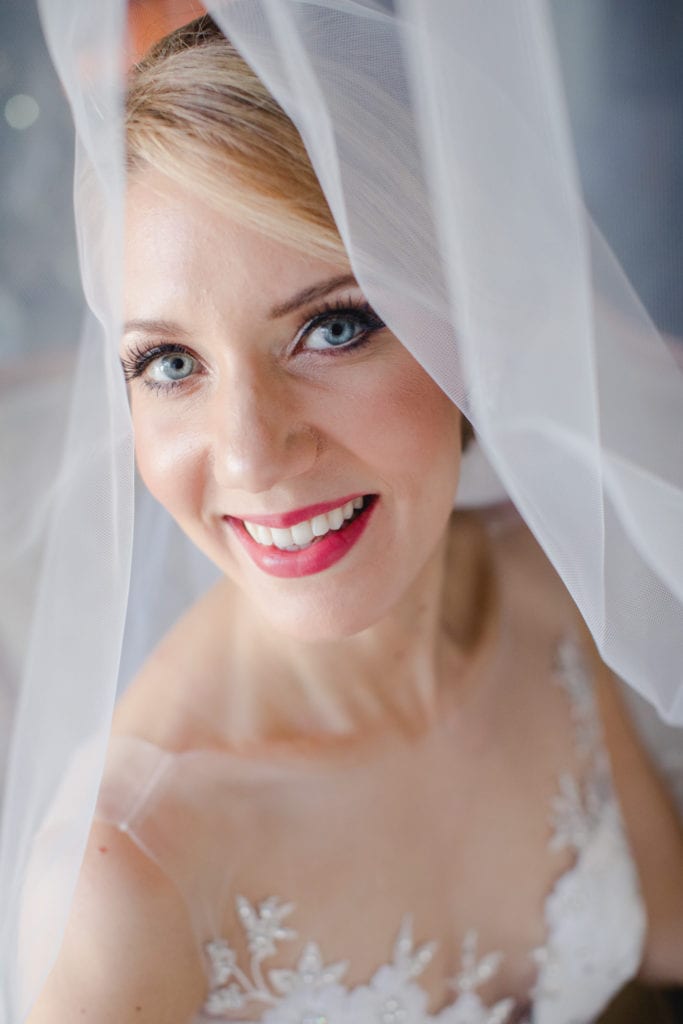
left=95, top=735, right=173, bottom=835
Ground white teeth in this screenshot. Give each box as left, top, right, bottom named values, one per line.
left=270, top=526, right=295, bottom=550
left=291, top=519, right=314, bottom=545
left=327, top=507, right=344, bottom=530
left=310, top=513, right=330, bottom=537
left=255, top=524, right=273, bottom=546
left=244, top=520, right=265, bottom=543
left=244, top=523, right=273, bottom=546
left=242, top=497, right=368, bottom=550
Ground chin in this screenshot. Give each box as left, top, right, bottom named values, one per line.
left=250, top=583, right=392, bottom=645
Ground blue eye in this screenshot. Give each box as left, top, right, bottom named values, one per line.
left=120, top=341, right=202, bottom=393
left=300, top=306, right=385, bottom=352
left=303, top=314, right=365, bottom=351
left=147, top=351, right=197, bottom=383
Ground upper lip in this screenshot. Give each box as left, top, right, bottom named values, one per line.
left=225, top=493, right=368, bottom=529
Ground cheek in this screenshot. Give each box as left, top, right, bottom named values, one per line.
left=384, top=372, right=460, bottom=466
left=328, top=353, right=462, bottom=491
left=131, top=399, right=205, bottom=515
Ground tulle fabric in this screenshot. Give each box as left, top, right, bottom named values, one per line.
left=1, top=1, right=682, bottom=1020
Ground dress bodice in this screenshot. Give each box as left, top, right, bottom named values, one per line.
left=96, top=638, right=645, bottom=1024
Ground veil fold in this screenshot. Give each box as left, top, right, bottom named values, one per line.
left=1, top=2, right=682, bottom=1019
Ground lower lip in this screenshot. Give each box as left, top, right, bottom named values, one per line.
left=226, top=498, right=377, bottom=579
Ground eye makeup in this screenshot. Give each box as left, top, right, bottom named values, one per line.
left=120, top=296, right=386, bottom=392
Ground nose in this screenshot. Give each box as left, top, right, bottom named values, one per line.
left=209, top=365, right=319, bottom=494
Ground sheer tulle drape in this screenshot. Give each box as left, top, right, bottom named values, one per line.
left=210, top=0, right=683, bottom=723
left=1, top=2, right=682, bottom=1020
left=0, top=4, right=132, bottom=1018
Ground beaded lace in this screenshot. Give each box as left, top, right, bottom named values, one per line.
left=195, top=639, right=645, bottom=1024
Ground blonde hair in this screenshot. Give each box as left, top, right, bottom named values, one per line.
left=127, top=17, right=474, bottom=448
left=126, top=15, right=345, bottom=262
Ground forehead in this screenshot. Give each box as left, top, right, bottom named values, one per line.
left=123, top=170, right=350, bottom=323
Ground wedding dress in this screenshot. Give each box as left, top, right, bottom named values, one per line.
left=95, top=636, right=645, bottom=1024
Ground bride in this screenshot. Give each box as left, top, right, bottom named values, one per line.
left=16, top=10, right=683, bottom=1024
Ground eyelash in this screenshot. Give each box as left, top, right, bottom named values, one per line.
left=120, top=297, right=386, bottom=393
left=294, top=298, right=385, bottom=354
left=120, top=341, right=186, bottom=391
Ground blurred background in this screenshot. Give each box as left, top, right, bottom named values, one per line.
left=554, top=0, right=683, bottom=343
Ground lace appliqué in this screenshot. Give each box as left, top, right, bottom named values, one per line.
left=199, top=638, right=644, bottom=1024
left=547, top=639, right=607, bottom=857
left=552, top=639, right=602, bottom=761
left=529, top=639, right=646, bottom=1023
left=202, top=898, right=516, bottom=1023
left=534, top=638, right=609, bottom=996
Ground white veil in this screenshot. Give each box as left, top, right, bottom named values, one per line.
left=1, top=1, right=682, bottom=1019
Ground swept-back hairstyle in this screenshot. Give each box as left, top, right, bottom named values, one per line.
left=126, top=15, right=345, bottom=261
left=126, top=14, right=473, bottom=448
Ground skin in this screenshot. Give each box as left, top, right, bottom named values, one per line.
left=123, top=172, right=463, bottom=645
left=118, top=170, right=470, bottom=741
left=25, top=172, right=683, bottom=1023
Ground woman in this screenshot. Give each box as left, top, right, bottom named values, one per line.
left=7, top=7, right=683, bottom=1024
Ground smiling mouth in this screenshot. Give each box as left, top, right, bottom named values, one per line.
left=240, top=495, right=375, bottom=552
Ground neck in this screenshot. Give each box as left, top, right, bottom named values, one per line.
left=224, top=512, right=497, bottom=749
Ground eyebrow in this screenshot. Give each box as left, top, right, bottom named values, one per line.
left=122, top=318, right=190, bottom=340
left=121, top=273, right=359, bottom=340
left=268, top=273, right=358, bottom=319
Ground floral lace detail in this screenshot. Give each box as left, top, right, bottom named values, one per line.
left=547, top=636, right=617, bottom=857
left=552, top=639, right=601, bottom=761
left=195, top=638, right=644, bottom=1024
left=201, top=900, right=516, bottom=1023
left=547, top=640, right=606, bottom=857
left=548, top=771, right=603, bottom=853
left=528, top=640, right=646, bottom=1023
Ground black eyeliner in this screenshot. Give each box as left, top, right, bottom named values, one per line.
left=120, top=297, right=387, bottom=391
left=294, top=298, right=386, bottom=354
left=120, top=341, right=195, bottom=383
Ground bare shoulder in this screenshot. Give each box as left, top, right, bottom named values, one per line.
left=28, top=580, right=253, bottom=1021
left=28, top=582, right=246, bottom=1020
left=488, top=511, right=683, bottom=978
left=27, top=581, right=243, bottom=1023
left=26, top=820, right=205, bottom=1024
left=588, top=650, right=683, bottom=984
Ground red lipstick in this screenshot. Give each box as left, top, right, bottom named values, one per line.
left=229, top=494, right=365, bottom=529
left=225, top=496, right=377, bottom=578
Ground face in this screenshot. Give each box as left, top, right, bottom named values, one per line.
left=123, top=171, right=462, bottom=640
